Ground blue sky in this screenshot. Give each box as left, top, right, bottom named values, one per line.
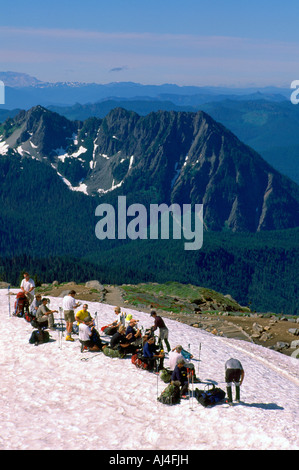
left=1, top=0, right=298, bottom=87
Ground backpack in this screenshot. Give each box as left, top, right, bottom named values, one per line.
left=101, top=325, right=117, bottom=336
left=24, top=311, right=35, bottom=323
left=102, top=346, right=125, bottom=359
left=159, top=368, right=172, bottom=383
left=195, top=384, right=226, bottom=407
left=90, top=329, right=103, bottom=350
left=14, top=292, right=29, bottom=317
left=131, top=353, right=149, bottom=370
left=157, top=383, right=181, bottom=406
left=29, top=329, right=50, bottom=345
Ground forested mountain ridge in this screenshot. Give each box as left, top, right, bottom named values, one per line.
left=1, top=105, right=299, bottom=233
left=0, top=105, right=298, bottom=315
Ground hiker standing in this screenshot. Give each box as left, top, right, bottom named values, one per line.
left=20, top=272, right=35, bottom=305
left=62, top=290, right=81, bottom=342
left=150, top=310, right=171, bottom=352
left=225, top=358, right=245, bottom=405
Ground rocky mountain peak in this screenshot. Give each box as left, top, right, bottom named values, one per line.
left=1, top=106, right=298, bottom=232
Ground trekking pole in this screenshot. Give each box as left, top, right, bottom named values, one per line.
left=198, top=343, right=201, bottom=378
left=191, top=370, right=194, bottom=410
left=94, top=311, right=98, bottom=330
left=187, top=368, right=191, bottom=408
left=8, top=285, right=11, bottom=317
left=58, top=307, right=64, bottom=350
left=156, top=360, right=159, bottom=400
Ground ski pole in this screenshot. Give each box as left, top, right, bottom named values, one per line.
left=188, top=369, right=194, bottom=411
left=192, top=369, right=194, bottom=410
left=58, top=307, right=64, bottom=350
left=8, top=285, right=11, bottom=317
left=156, top=360, right=159, bottom=400
left=198, top=343, right=201, bottom=378
left=187, top=368, right=191, bottom=408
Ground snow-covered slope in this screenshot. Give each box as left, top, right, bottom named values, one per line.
left=0, top=289, right=298, bottom=451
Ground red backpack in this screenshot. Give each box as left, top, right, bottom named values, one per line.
left=131, top=353, right=149, bottom=370
left=14, top=292, right=29, bottom=317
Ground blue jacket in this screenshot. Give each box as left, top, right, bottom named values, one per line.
left=143, top=341, right=157, bottom=358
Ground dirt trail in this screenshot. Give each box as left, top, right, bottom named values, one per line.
left=103, top=286, right=127, bottom=308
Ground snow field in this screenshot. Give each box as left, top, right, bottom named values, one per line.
left=0, top=289, right=298, bottom=451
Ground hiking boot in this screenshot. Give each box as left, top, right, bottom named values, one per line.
left=66, top=335, right=74, bottom=342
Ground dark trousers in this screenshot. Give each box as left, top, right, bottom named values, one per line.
left=144, top=356, right=164, bottom=371
left=225, top=369, right=242, bottom=402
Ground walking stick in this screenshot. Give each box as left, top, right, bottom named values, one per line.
left=8, top=285, right=11, bottom=317
left=198, top=343, right=201, bottom=378
left=58, top=307, right=64, bottom=350
left=156, top=360, right=160, bottom=401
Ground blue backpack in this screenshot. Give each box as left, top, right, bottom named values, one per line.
left=195, top=384, right=225, bottom=407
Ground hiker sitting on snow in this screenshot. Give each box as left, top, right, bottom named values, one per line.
left=171, top=358, right=189, bottom=398
left=110, top=325, right=137, bottom=354
left=143, top=336, right=165, bottom=371
left=30, top=294, right=42, bottom=317
left=125, top=319, right=141, bottom=345
left=104, top=306, right=125, bottom=335
left=169, top=345, right=193, bottom=371
left=36, top=298, right=58, bottom=330
left=79, top=316, right=102, bottom=352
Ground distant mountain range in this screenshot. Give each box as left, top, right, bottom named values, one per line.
left=0, top=72, right=298, bottom=187
left=0, top=71, right=291, bottom=110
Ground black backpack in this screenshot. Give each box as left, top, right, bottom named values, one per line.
left=29, top=329, right=50, bottom=345
left=195, top=384, right=226, bottom=407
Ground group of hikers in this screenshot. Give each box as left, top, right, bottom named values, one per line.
left=14, top=272, right=245, bottom=406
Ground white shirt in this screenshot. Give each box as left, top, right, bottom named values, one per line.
left=117, top=313, right=125, bottom=326
left=168, top=351, right=183, bottom=370
left=79, top=323, right=92, bottom=341
left=62, top=295, right=77, bottom=310
left=21, top=278, right=35, bottom=295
